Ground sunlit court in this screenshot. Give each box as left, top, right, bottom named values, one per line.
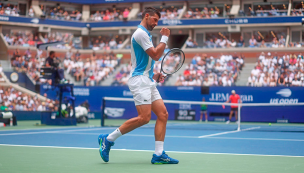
left=0, top=0, right=304, bottom=173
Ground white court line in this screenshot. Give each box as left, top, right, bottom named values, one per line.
left=0, top=127, right=115, bottom=136
left=198, top=127, right=261, bottom=138
left=208, top=136, right=304, bottom=142
left=53, top=132, right=199, bottom=138
left=44, top=131, right=304, bottom=142
left=0, top=144, right=303, bottom=158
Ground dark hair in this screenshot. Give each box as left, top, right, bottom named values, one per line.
left=142, top=7, right=161, bottom=19
left=49, top=51, right=55, bottom=56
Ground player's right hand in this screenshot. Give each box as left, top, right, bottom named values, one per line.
left=222, top=105, right=225, bottom=109
left=160, top=27, right=170, bottom=37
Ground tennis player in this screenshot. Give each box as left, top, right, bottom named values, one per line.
left=98, top=7, right=179, bottom=164
left=223, top=90, right=242, bottom=124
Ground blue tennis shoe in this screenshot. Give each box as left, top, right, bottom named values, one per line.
left=98, top=134, right=114, bottom=162
left=151, top=151, right=179, bottom=164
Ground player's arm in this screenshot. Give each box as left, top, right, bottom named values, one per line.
left=222, top=97, right=231, bottom=109
left=225, top=98, right=231, bottom=103
left=145, top=28, right=170, bottom=61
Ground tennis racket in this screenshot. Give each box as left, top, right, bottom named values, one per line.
left=157, top=48, right=185, bottom=83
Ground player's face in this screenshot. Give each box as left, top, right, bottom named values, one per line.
left=146, top=13, right=159, bottom=31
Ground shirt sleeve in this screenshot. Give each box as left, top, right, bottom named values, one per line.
left=133, top=30, right=154, bottom=51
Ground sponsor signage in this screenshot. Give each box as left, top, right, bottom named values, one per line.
left=270, top=88, right=298, bottom=104
left=175, top=110, right=195, bottom=121
left=104, top=107, right=125, bottom=118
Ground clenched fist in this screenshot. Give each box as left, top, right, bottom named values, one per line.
left=160, top=27, right=170, bottom=37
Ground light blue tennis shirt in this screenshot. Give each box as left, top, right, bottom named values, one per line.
left=130, top=25, right=155, bottom=81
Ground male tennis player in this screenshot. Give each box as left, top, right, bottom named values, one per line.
left=98, top=7, right=179, bottom=164
left=222, top=90, right=242, bottom=124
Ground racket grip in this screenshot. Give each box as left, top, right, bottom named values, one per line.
left=156, top=73, right=161, bottom=83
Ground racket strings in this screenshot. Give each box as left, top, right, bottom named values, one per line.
left=161, top=49, right=185, bottom=74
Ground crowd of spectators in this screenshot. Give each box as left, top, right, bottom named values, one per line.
left=186, top=36, right=242, bottom=49
left=186, top=35, right=290, bottom=49
left=0, top=86, right=57, bottom=112
left=289, top=42, right=303, bottom=48
left=159, top=7, right=182, bottom=19
left=291, top=2, right=304, bottom=16
left=91, top=36, right=124, bottom=50
left=111, top=62, right=132, bottom=86
left=0, top=3, right=20, bottom=16
left=43, top=5, right=82, bottom=21
left=175, top=53, right=243, bottom=86
left=248, top=35, right=287, bottom=48
left=90, top=8, right=130, bottom=21
left=248, top=52, right=304, bottom=87
left=42, top=32, right=75, bottom=49
left=184, top=7, right=221, bottom=19
left=63, top=51, right=122, bottom=86
left=239, top=4, right=288, bottom=17
left=10, top=48, right=45, bottom=83
left=4, top=31, right=42, bottom=47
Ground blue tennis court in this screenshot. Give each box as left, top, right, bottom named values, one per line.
left=1, top=120, right=304, bottom=173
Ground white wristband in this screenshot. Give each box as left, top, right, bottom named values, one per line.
left=160, top=36, right=168, bottom=45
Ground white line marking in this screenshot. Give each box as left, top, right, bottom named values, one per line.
left=208, top=137, right=304, bottom=142
left=0, top=144, right=303, bottom=158
left=0, top=127, right=115, bottom=136
left=198, top=127, right=260, bottom=138
left=36, top=131, right=304, bottom=142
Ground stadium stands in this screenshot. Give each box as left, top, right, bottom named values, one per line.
left=90, top=35, right=125, bottom=50
left=188, top=32, right=291, bottom=49
left=3, top=31, right=42, bottom=47
left=63, top=51, right=121, bottom=86
left=248, top=52, right=304, bottom=87
left=43, top=5, right=82, bottom=21
left=175, top=53, right=243, bottom=86
left=183, top=7, right=221, bottom=19
left=239, top=3, right=289, bottom=17
left=89, top=8, right=130, bottom=21
left=0, top=86, right=56, bottom=111
left=0, top=3, right=20, bottom=16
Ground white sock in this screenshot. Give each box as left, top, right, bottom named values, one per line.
left=155, top=141, right=164, bottom=156
left=107, top=128, right=122, bottom=142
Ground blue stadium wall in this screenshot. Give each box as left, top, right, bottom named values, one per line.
left=40, top=86, right=304, bottom=123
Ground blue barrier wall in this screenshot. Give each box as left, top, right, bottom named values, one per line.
left=40, top=85, right=304, bottom=123
left=11, top=111, right=101, bottom=121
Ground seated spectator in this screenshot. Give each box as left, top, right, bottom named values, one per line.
left=238, top=36, right=245, bottom=47
left=109, top=39, right=117, bottom=49
left=206, top=39, right=216, bottom=48
left=249, top=36, right=257, bottom=48
left=279, top=35, right=285, bottom=45
left=230, top=39, right=237, bottom=47
left=259, top=40, right=267, bottom=48
left=117, top=41, right=123, bottom=49
left=186, top=38, right=195, bottom=48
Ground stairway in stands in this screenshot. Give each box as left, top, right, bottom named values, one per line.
left=100, top=63, right=125, bottom=86
left=0, top=60, right=13, bottom=72
left=235, top=63, right=256, bottom=86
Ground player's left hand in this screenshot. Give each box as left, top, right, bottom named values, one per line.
left=153, top=73, right=165, bottom=83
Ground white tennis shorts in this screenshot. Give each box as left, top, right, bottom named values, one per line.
left=128, top=75, right=162, bottom=106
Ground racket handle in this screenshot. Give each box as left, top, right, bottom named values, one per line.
left=156, top=73, right=161, bottom=83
